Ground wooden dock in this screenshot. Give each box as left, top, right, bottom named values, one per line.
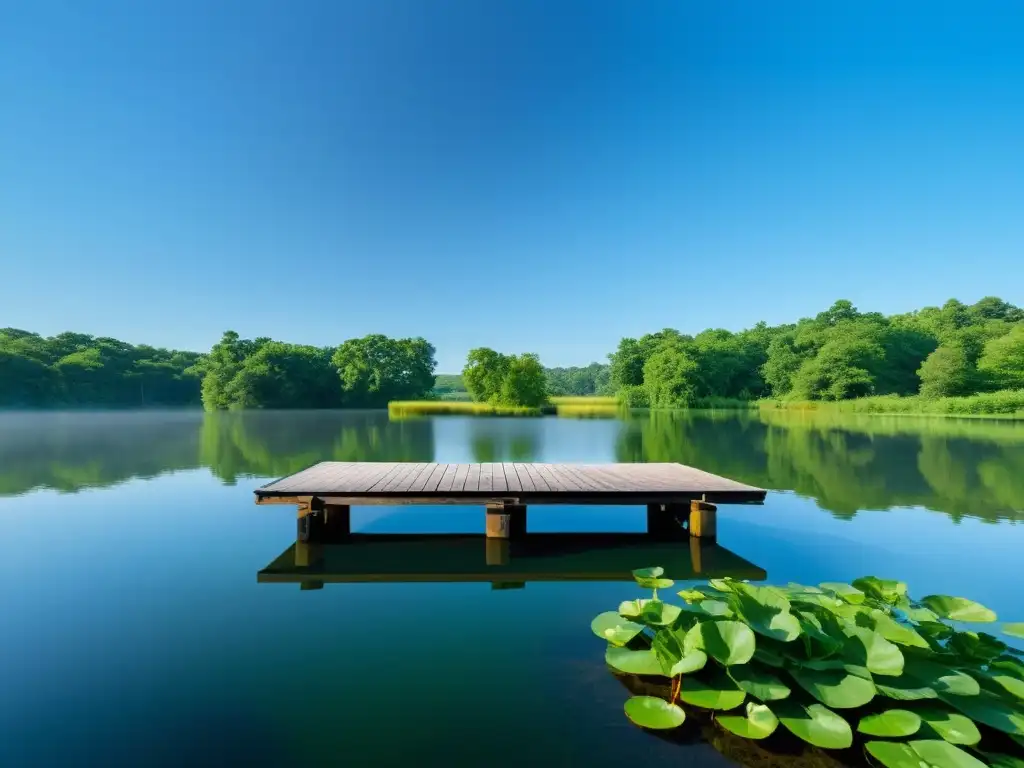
left=255, top=462, right=766, bottom=543
left=257, top=533, right=767, bottom=589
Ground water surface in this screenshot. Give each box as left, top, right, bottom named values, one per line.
left=2, top=410, right=1022, bottom=767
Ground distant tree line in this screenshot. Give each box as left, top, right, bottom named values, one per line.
left=0, top=328, right=201, bottom=407
left=431, top=363, right=612, bottom=400
left=4, top=296, right=1021, bottom=410
left=189, top=332, right=436, bottom=410
left=609, top=296, right=1024, bottom=407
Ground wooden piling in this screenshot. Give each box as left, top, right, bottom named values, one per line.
left=485, top=503, right=527, bottom=539
left=689, top=499, right=718, bottom=540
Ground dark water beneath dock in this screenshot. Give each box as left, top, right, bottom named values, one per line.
left=1, top=410, right=1022, bottom=767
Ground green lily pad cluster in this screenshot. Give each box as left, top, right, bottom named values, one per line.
left=591, top=568, right=1024, bottom=767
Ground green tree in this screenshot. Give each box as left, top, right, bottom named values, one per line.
left=463, top=347, right=510, bottom=403
left=643, top=342, right=700, bottom=408
left=977, top=325, right=1024, bottom=390
left=499, top=353, right=548, bottom=407
left=331, top=335, right=436, bottom=407
left=918, top=345, right=974, bottom=398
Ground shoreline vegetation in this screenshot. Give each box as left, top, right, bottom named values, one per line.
left=3, top=296, right=1023, bottom=418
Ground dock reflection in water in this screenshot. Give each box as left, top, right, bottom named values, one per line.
left=257, top=531, right=767, bottom=590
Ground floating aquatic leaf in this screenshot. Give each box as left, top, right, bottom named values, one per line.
left=903, top=658, right=980, bottom=697
left=789, top=667, right=877, bottom=709
left=699, top=599, right=734, bottom=617
left=652, top=628, right=707, bottom=676
left=591, top=612, right=644, bottom=646
left=729, top=582, right=803, bottom=643
left=708, top=578, right=737, bottom=592
left=679, top=673, right=747, bottom=710
left=842, top=624, right=905, bottom=676
left=917, top=706, right=981, bottom=745
left=876, top=677, right=939, bottom=701
left=728, top=664, right=791, bottom=701
left=852, top=576, right=907, bottom=604
left=901, top=603, right=940, bottom=623
left=819, top=582, right=865, bottom=604
left=618, top=599, right=651, bottom=618
left=866, top=739, right=987, bottom=768
left=717, top=702, right=779, bottom=739
left=1003, top=623, right=1024, bottom=639
left=632, top=567, right=674, bottom=590
left=857, top=709, right=921, bottom=737
left=921, top=595, right=997, bottom=623
left=605, top=646, right=663, bottom=676
left=868, top=609, right=930, bottom=649
left=623, top=696, right=686, bottom=729
left=687, top=620, right=756, bottom=666
left=677, top=589, right=705, bottom=603
left=640, top=600, right=682, bottom=626
left=985, top=671, right=1024, bottom=702
left=939, top=691, right=1024, bottom=736
left=772, top=700, right=852, bottom=749
left=949, top=630, right=1006, bottom=661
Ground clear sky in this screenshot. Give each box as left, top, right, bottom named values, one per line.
left=3, top=1, right=1023, bottom=371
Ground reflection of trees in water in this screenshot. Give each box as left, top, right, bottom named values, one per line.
left=201, top=411, right=435, bottom=484
left=0, top=410, right=434, bottom=496
left=616, top=409, right=1024, bottom=523
left=0, top=411, right=203, bottom=496
left=468, top=421, right=542, bottom=462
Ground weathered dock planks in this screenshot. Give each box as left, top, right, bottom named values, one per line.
left=254, top=461, right=766, bottom=505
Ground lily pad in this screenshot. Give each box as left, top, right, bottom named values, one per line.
left=903, top=658, right=980, bottom=697
left=857, top=709, right=921, bottom=737
left=623, top=696, right=686, bottom=729
left=687, top=620, right=756, bottom=666
left=790, top=667, right=877, bottom=709
left=987, top=671, right=1024, bottom=701
left=819, top=582, right=865, bottom=604
left=652, top=628, right=707, bottom=676
left=866, top=740, right=987, bottom=768
left=868, top=609, right=930, bottom=649
left=639, top=600, right=682, bottom=626
left=1003, top=623, right=1024, bottom=639
left=772, top=700, right=853, bottom=749
left=632, top=567, right=674, bottom=590
left=939, top=691, right=1024, bottom=736
left=852, top=576, right=907, bottom=604
left=731, top=583, right=803, bottom=642
left=591, top=611, right=644, bottom=646
left=917, top=707, right=981, bottom=745
left=679, top=673, right=747, bottom=710
left=842, top=624, right=905, bottom=676
left=728, top=664, right=791, bottom=701
left=921, top=595, right=997, bottom=623
left=717, top=702, right=779, bottom=739
left=605, top=646, right=663, bottom=676
left=618, top=599, right=651, bottom=618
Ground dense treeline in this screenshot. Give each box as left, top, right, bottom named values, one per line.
left=610, top=297, right=1024, bottom=407
left=462, top=348, right=548, bottom=407
left=544, top=363, right=612, bottom=396
left=190, top=331, right=436, bottom=410
left=0, top=328, right=201, bottom=407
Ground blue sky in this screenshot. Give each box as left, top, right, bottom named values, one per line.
left=3, top=1, right=1023, bottom=372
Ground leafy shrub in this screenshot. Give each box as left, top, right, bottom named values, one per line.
left=592, top=570, right=1024, bottom=767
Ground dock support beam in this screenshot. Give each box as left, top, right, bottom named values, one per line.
left=646, top=504, right=686, bottom=538
left=485, top=503, right=527, bottom=539
left=298, top=499, right=351, bottom=543
left=689, top=500, right=717, bottom=540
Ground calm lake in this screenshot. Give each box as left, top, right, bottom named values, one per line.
left=2, top=409, right=1022, bottom=767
